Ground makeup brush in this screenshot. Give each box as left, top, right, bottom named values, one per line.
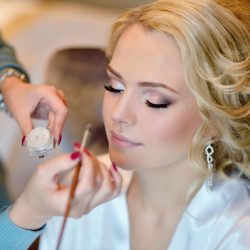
left=56, top=124, right=92, bottom=250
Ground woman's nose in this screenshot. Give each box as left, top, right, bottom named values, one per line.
left=111, top=93, right=136, bottom=128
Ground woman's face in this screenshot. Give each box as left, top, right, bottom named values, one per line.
left=103, top=24, right=202, bottom=171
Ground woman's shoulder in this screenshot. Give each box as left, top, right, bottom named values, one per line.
left=190, top=176, right=250, bottom=218
left=214, top=176, right=250, bottom=206
left=169, top=177, right=250, bottom=249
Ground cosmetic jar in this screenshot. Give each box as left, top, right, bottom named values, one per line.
left=26, top=127, right=54, bottom=157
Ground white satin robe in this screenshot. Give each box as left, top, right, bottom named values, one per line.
left=39, top=168, right=250, bottom=250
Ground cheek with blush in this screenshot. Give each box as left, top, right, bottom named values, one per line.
left=143, top=99, right=202, bottom=166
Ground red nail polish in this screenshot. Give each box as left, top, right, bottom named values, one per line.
left=58, top=134, right=62, bottom=145
left=73, top=142, right=81, bottom=148
left=83, top=148, right=91, bottom=157
left=21, top=136, right=26, bottom=146
left=70, top=151, right=81, bottom=160
left=112, top=162, right=117, bottom=171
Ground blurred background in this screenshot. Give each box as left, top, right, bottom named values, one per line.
left=0, top=0, right=152, bottom=202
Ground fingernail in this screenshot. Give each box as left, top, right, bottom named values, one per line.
left=73, top=142, right=81, bottom=148
left=58, top=134, right=62, bottom=145
left=112, top=162, right=117, bottom=171
left=21, top=136, right=26, bottom=146
left=70, top=151, right=81, bottom=160
left=83, top=148, right=91, bottom=157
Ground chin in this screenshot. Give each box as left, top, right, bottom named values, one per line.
left=108, top=149, right=138, bottom=171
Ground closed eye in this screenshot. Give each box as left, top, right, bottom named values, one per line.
left=145, top=100, right=171, bottom=109
left=104, top=85, right=123, bottom=93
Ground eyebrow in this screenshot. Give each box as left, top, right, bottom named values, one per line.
left=107, top=65, right=123, bottom=79
left=107, top=64, right=180, bottom=95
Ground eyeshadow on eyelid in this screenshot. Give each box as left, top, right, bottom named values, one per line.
left=145, top=91, right=171, bottom=101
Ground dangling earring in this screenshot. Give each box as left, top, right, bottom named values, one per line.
left=205, top=142, right=215, bottom=189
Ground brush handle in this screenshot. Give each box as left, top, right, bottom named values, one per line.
left=56, top=124, right=92, bottom=250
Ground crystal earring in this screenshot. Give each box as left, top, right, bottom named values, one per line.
left=205, top=143, right=215, bottom=189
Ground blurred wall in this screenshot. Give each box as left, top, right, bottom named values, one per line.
left=0, top=0, right=119, bottom=200
left=41, top=0, right=153, bottom=9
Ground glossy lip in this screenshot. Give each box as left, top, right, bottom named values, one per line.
left=110, top=131, right=142, bottom=148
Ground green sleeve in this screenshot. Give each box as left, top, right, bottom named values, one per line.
left=0, top=33, right=30, bottom=82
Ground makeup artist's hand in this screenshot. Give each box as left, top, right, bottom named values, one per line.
left=67, top=149, right=122, bottom=217
left=1, top=76, right=68, bottom=143
left=9, top=151, right=122, bottom=230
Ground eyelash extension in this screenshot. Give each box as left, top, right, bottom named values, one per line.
left=145, top=100, right=170, bottom=109
left=104, top=85, right=122, bottom=93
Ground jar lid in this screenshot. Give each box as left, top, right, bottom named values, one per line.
left=26, top=127, right=54, bottom=156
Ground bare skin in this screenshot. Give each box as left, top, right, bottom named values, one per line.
left=1, top=76, right=68, bottom=141
left=103, top=24, right=202, bottom=249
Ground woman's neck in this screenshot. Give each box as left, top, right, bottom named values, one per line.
left=127, top=159, right=198, bottom=215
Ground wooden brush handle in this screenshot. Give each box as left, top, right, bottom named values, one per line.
left=56, top=161, right=81, bottom=250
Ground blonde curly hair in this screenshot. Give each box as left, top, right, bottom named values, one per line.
left=106, top=0, right=250, bottom=182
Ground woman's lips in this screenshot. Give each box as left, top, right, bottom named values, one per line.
left=110, top=131, right=142, bottom=148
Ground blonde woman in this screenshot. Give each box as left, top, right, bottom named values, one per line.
left=5, top=0, right=249, bottom=249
